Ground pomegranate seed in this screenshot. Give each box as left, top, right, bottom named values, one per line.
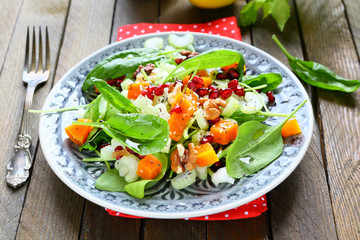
left=214, top=161, right=222, bottom=168
left=140, top=90, right=147, bottom=96
left=216, top=73, right=227, bottom=80
left=234, top=86, right=245, bottom=97
left=208, top=85, right=218, bottom=92
left=116, top=155, right=123, bottom=160
left=208, top=117, right=221, bottom=125
left=170, top=106, right=182, bottom=114
left=226, top=68, right=239, bottom=79
left=192, top=76, right=203, bottom=85
left=196, top=88, right=208, bottom=97
left=106, top=79, right=116, bottom=86
left=154, top=84, right=165, bottom=96
left=220, top=88, right=233, bottom=99
left=228, top=79, right=238, bottom=90
left=266, top=91, right=275, bottom=102
left=200, top=135, right=213, bottom=144
left=147, top=85, right=156, bottom=93
left=114, top=146, right=124, bottom=151
left=135, top=153, right=146, bottom=159
left=126, top=147, right=135, bottom=155
left=147, top=93, right=154, bottom=100
left=187, top=81, right=197, bottom=91
left=209, top=90, right=220, bottom=99
left=164, top=82, right=171, bottom=88
left=175, top=58, right=184, bottom=65
left=256, top=89, right=261, bottom=93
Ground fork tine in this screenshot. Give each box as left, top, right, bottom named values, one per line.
left=45, top=26, right=50, bottom=71
left=38, top=26, right=43, bottom=72
left=30, top=26, right=36, bottom=72
left=24, top=26, right=30, bottom=73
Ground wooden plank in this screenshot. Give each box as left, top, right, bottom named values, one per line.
left=0, top=0, right=22, bottom=72
left=80, top=202, right=141, bottom=239
left=160, top=0, right=202, bottom=23
left=202, top=1, right=271, bottom=239
left=79, top=0, right=160, bottom=238
left=0, top=0, right=70, bottom=239
left=342, top=0, right=360, bottom=58
left=15, top=0, right=115, bottom=239
left=250, top=1, right=338, bottom=239
left=144, top=219, right=207, bottom=240
left=295, top=0, right=360, bottom=238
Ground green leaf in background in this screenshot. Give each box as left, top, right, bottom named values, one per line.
left=239, top=0, right=291, bottom=32
left=92, top=78, right=139, bottom=113
left=124, top=153, right=169, bottom=198
left=95, top=169, right=127, bottom=192
left=243, top=73, right=282, bottom=92
left=226, top=99, right=307, bottom=178
left=272, top=35, right=360, bottom=92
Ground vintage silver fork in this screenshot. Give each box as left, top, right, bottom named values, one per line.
left=6, top=26, right=50, bottom=188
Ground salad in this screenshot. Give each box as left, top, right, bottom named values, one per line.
left=63, top=33, right=306, bottom=199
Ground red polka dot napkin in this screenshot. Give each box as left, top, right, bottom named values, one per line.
left=117, top=16, right=241, bottom=41
left=108, top=17, right=268, bottom=220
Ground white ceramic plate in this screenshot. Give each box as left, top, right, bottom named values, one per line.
left=39, top=32, right=314, bottom=219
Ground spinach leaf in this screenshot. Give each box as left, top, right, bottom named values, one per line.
left=81, top=130, right=112, bottom=152
left=83, top=95, right=108, bottom=122
left=95, top=169, right=127, bottom=192
left=124, top=153, right=168, bottom=198
left=76, top=113, right=169, bottom=155
left=273, top=35, right=360, bottom=92
left=92, top=78, right=139, bottom=113
left=226, top=99, right=307, bottom=178
left=163, top=49, right=245, bottom=83
left=243, top=73, right=282, bottom=92
left=230, top=109, right=268, bottom=124
left=82, top=48, right=161, bottom=92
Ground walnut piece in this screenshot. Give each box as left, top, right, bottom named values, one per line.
left=170, top=143, right=198, bottom=173
left=203, top=99, right=227, bottom=120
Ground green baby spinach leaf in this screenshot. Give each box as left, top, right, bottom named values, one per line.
left=163, top=49, right=245, bottom=83
left=240, top=0, right=291, bottom=31
left=124, top=153, right=168, bottom=198
left=95, top=168, right=127, bottom=192
left=243, top=73, right=282, bottom=92
left=230, top=109, right=268, bottom=124
left=81, top=130, right=112, bottom=152
left=82, top=48, right=161, bottom=92
left=76, top=113, right=169, bottom=155
left=92, top=78, right=139, bottom=113
left=226, top=99, right=307, bottom=178
left=83, top=95, right=108, bottom=122
left=273, top=35, right=360, bottom=92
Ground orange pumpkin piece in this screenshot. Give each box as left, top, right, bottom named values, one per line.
left=65, top=119, right=93, bottom=146
left=127, top=82, right=150, bottom=99
left=201, top=77, right=212, bottom=88
left=197, top=69, right=209, bottom=77
left=182, top=75, right=191, bottom=86
left=136, top=154, right=162, bottom=180
left=195, top=143, right=219, bottom=167
left=210, top=119, right=238, bottom=145
left=221, top=62, right=238, bottom=72
left=169, top=92, right=197, bottom=141
left=281, top=119, right=302, bottom=138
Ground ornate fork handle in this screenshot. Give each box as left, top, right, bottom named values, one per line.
left=6, top=26, right=50, bottom=188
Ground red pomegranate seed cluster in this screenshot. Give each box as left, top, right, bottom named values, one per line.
left=105, top=75, right=125, bottom=89
left=266, top=91, right=275, bottom=102
left=200, top=135, right=213, bottom=144
left=169, top=106, right=182, bottom=114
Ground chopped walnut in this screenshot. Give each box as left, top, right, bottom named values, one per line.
left=171, top=143, right=198, bottom=173
left=168, top=82, right=182, bottom=104
left=203, top=99, right=227, bottom=120
left=180, top=50, right=199, bottom=59
left=132, top=63, right=155, bottom=79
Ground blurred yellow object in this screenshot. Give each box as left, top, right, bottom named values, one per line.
left=188, top=0, right=237, bottom=9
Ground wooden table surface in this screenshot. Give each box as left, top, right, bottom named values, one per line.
left=1, top=0, right=359, bottom=239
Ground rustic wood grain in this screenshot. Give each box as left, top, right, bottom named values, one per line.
left=296, top=0, right=360, bottom=239
left=160, top=0, right=203, bottom=23
left=0, top=0, right=70, bottom=239
left=0, top=0, right=22, bottom=72
left=342, top=0, right=360, bottom=59
left=15, top=0, right=116, bottom=239
left=80, top=202, right=141, bottom=240
left=144, top=219, right=207, bottom=240
left=250, top=1, right=338, bottom=239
